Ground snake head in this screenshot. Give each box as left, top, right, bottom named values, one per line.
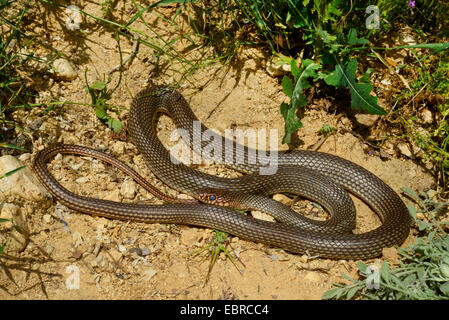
left=197, top=189, right=246, bottom=210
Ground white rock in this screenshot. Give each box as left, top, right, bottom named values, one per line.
left=355, top=113, right=380, bottom=127
left=0, top=155, right=50, bottom=202
left=272, top=194, right=291, bottom=205
left=110, top=141, right=126, bottom=154
left=251, top=210, right=276, bottom=222
left=52, top=58, right=77, bottom=81
left=120, top=180, right=136, bottom=199
left=397, top=143, right=412, bottom=158
left=420, top=109, right=433, bottom=124
left=266, top=58, right=291, bottom=77
left=43, top=214, right=52, bottom=224
left=144, top=268, right=157, bottom=281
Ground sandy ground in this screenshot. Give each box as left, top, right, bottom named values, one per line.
left=0, top=1, right=436, bottom=299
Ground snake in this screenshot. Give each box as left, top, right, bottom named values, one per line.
left=32, top=84, right=411, bottom=259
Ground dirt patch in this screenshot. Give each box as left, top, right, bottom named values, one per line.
left=0, top=2, right=435, bottom=300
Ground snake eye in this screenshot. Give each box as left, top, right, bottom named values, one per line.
left=208, top=195, right=216, bottom=201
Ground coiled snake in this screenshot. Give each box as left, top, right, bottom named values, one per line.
left=32, top=84, right=411, bottom=259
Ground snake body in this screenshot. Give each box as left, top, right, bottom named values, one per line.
left=32, top=84, right=411, bottom=259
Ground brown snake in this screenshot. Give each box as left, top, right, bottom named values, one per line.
left=32, top=84, right=411, bottom=259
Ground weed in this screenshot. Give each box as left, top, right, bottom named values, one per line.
left=323, top=189, right=449, bottom=300
left=189, top=230, right=244, bottom=284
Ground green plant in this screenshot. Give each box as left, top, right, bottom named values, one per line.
left=189, top=230, right=243, bottom=283
left=0, top=0, right=36, bottom=150
left=85, top=73, right=124, bottom=133
left=322, top=189, right=449, bottom=300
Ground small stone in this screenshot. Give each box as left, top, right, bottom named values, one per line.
left=52, top=58, right=77, bottom=81
left=129, top=247, right=142, bottom=256
left=427, top=190, right=437, bottom=199
left=110, top=141, right=126, bottom=154
left=140, top=248, right=150, bottom=256
left=397, top=143, right=413, bottom=158
left=109, top=247, right=122, bottom=261
left=118, top=244, right=126, bottom=253
left=18, top=153, right=31, bottom=162
left=251, top=210, right=275, bottom=222
left=420, top=109, right=433, bottom=124
left=266, top=57, right=292, bottom=77
left=72, top=231, right=83, bottom=247
left=272, top=194, right=291, bottom=205
left=75, top=177, right=89, bottom=184
left=120, top=180, right=137, bottom=199
left=143, top=268, right=157, bottom=281
left=355, top=113, right=380, bottom=127
left=45, top=244, right=54, bottom=255
left=72, top=249, right=83, bottom=259
left=43, top=214, right=52, bottom=224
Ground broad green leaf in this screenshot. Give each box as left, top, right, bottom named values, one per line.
left=90, top=81, right=107, bottom=90
left=280, top=60, right=320, bottom=144
left=290, top=59, right=300, bottom=79
left=440, top=282, right=449, bottom=297
left=107, top=118, right=124, bottom=133
left=282, top=76, right=293, bottom=97
left=346, top=286, right=360, bottom=299
left=325, top=59, right=387, bottom=115
left=357, top=261, right=368, bottom=273
left=291, top=59, right=321, bottom=109
left=321, top=288, right=339, bottom=300
left=347, top=28, right=370, bottom=45
left=280, top=102, right=303, bottom=144
left=407, top=204, right=417, bottom=220
left=316, top=27, right=337, bottom=44
left=340, top=272, right=358, bottom=283
left=380, top=261, right=391, bottom=282
left=95, top=105, right=107, bottom=119
left=401, top=187, right=420, bottom=201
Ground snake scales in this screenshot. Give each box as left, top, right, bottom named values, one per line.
left=32, top=84, right=411, bottom=259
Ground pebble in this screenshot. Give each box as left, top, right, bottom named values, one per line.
left=72, top=231, right=83, bottom=247
left=110, top=141, right=126, bottom=154
left=251, top=210, right=275, bottom=222
left=52, top=58, right=77, bottom=81
left=120, top=180, right=137, bottom=199
left=266, top=57, right=291, bottom=77
left=43, top=214, right=52, bottom=224
left=144, top=268, right=157, bottom=281
left=272, top=194, right=291, bottom=205
left=397, top=143, right=412, bottom=158
left=354, top=113, right=380, bottom=127
left=420, top=109, right=433, bottom=124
